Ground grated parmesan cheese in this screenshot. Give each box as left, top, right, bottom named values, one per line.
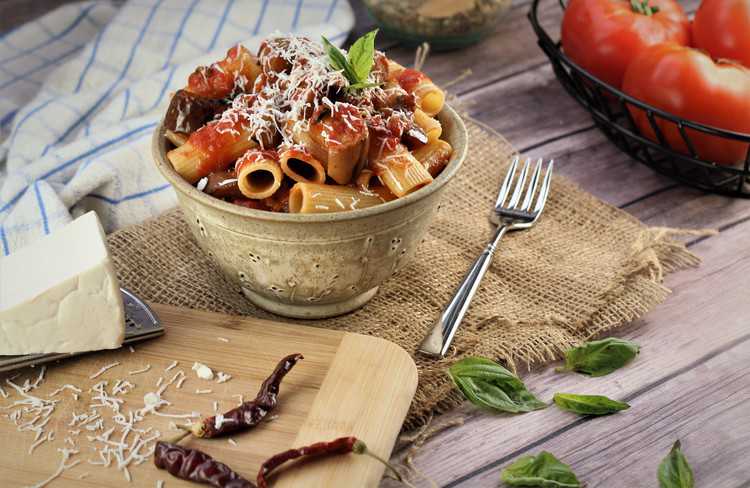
left=128, top=364, right=151, bottom=375
left=144, top=392, right=161, bottom=408
left=49, top=384, right=82, bottom=397
left=192, top=363, right=214, bottom=381
left=196, top=177, right=209, bottom=192
left=213, top=414, right=237, bottom=430
left=216, top=372, right=232, bottom=384
left=89, top=362, right=120, bottom=379
left=28, top=448, right=80, bottom=488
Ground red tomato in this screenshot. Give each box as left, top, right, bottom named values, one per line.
left=693, top=0, right=750, bottom=69
left=561, top=0, right=690, bottom=89
left=622, top=43, right=750, bottom=166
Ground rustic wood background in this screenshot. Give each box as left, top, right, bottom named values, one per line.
left=2, top=1, right=749, bottom=487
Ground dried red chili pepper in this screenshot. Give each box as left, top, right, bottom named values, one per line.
left=256, top=436, right=403, bottom=488
left=154, top=435, right=255, bottom=488
left=187, top=353, right=303, bottom=438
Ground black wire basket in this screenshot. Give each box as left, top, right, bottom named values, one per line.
left=528, top=0, right=750, bottom=197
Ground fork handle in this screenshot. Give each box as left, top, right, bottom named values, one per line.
left=419, top=225, right=509, bottom=357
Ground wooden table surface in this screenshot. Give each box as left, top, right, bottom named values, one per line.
left=2, top=1, right=749, bottom=487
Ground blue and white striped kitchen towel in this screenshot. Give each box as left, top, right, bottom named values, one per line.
left=0, top=0, right=354, bottom=255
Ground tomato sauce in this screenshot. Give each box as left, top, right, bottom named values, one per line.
left=191, top=119, right=247, bottom=174
left=187, top=45, right=257, bottom=98
left=397, top=68, right=427, bottom=93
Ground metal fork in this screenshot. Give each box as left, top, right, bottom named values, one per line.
left=418, top=156, right=554, bottom=357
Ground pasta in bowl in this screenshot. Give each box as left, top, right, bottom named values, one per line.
left=152, top=33, right=467, bottom=318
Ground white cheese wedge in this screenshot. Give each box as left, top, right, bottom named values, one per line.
left=0, top=211, right=125, bottom=354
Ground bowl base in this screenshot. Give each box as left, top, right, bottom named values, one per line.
left=241, top=287, right=379, bottom=319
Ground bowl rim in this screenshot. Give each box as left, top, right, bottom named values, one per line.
left=152, top=104, right=468, bottom=223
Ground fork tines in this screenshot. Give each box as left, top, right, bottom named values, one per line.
left=495, top=156, right=554, bottom=219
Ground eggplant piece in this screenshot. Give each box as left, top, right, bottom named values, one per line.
left=164, top=90, right=227, bottom=135
left=202, top=170, right=244, bottom=200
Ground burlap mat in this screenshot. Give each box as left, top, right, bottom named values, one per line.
left=108, top=118, right=705, bottom=431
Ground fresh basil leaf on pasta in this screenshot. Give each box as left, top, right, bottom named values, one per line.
left=501, top=451, right=581, bottom=487
left=449, top=357, right=547, bottom=413
left=348, top=82, right=380, bottom=90
left=553, top=393, right=630, bottom=416
left=322, top=31, right=380, bottom=91
left=321, top=35, right=358, bottom=84
left=347, top=29, right=378, bottom=83
left=558, top=337, right=640, bottom=377
left=658, top=441, right=694, bottom=488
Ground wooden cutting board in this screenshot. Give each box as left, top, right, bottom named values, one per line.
left=0, top=304, right=418, bottom=487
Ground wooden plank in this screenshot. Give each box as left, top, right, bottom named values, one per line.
left=462, top=338, right=750, bottom=487
left=523, top=128, right=675, bottom=208
left=625, top=185, right=750, bottom=233
left=381, top=216, right=750, bottom=487
left=462, top=64, right=592, bottom=151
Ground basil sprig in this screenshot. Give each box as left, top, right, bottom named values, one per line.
left=558, top=338, right=640, bottom=377
left=321, top=30, right=380, bottom=90
left=449, top=357, right=547, bottom=413
left=501, top=451, right=581, bottom=488
left=553, top=393, right=630, bottom=416
left=658, top=441, right=694, bottom=488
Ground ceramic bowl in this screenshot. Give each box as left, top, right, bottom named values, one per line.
left=152, top=105, right=468, bottom=319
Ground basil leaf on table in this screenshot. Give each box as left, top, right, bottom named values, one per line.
left=449, top=357, right=547, bottom=413
left=558, top=338, right=640, bottom=376
left=501, top=451, right=581, bottom=487
left=553, top=393, right=630, bottom=416
left=658, top=440, right=694, bottom=488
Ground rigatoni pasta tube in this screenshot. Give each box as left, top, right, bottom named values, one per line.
left=308, top=104, right=368, bottom=184
left=279, top=147, right=326, bottom=184
left=397, top=68, right=445, bottom=116
left=413, top=109, right=442, bottom=142
left=372, top=144, right=433, bottom=198
left=168, top=119, right=257, bottom=183
left=355, top=169, right=376, bottom=190
left=235, top=149, right=283, bottom=199
left=370, top=184, right=398, bottom=202
left=289, top=183, right=384, bottom=214
left=412, top=139, right=453, bottom=177
left=165, top=129, right=188, bottom=147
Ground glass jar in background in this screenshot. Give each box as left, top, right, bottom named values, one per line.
left=362, top=0, right=512, bottom=50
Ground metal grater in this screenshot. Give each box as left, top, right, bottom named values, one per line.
left=0, top=288, right=164, bottom=373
